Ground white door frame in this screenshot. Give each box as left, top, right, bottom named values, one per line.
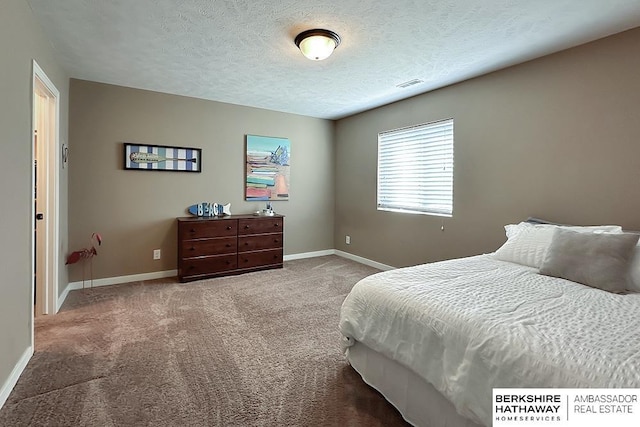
left=31, top=60, right=60, bottom=324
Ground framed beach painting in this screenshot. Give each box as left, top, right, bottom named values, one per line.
left=123, top=143, right=202, bottom=172
left=245, top=135, right=290, bottom=201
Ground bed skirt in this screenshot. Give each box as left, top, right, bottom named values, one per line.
left=346, top=341, right=484, bottom=427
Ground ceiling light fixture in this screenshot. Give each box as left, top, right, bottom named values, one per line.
left=294, top=29, right=341, bottom=61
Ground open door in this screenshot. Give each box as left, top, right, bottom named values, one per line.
left=32, top=61, right=60, bottom=318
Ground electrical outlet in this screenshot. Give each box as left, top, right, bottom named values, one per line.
left=345, top=235, right=351, bottom=245
left=153, top=249, right=161, bottom=260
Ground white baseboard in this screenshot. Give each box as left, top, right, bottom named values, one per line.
left=334, top=250, right=395, bottom=271
left=283, top=248, right=394, bottom=271
left=56, top=250, right=392, bottom=308
left=284, top=249, right=335, bottom=261
left=56, top=282, right=72, bottom=312
left=58, top=270, right=178, bottom=308
left=0, top=346, right=33, bottom=411
left=66, top=269, right=178, bottom=291
left=68, top=270, right=178, bottom=290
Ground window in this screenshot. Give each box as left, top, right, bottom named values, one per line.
left=377, top=118, right=454, bottom=217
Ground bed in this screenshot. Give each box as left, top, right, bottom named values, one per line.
left=339, top=221, right=640, bottom=427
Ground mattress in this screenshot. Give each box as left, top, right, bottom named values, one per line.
left=339, top=254, right=640, bottom=426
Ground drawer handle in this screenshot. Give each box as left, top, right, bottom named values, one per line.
left=274, top=239, right=279, bottom=243
left=244, top=242, right=249, bottom=246
left=190, top=228, right=196, bottom=233
left=226, top=226, right=232, bottom=230
left=243, top=258, right=249, bottom=262
left=189, top=265, right=195, bottom=270
left=226, top=244, right=231, bottom=247
left=189, top=247, right=195, bottom=251
left=244, top=225, right=250, bottom=229
left=273, top=254, right=278, bottom=259
left=226, top=260, right=231, bottom=264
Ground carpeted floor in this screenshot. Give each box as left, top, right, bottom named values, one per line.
left=0, top=256, right=409, bottom=426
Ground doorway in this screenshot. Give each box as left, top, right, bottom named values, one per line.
left=32, top=60, right=60, bottom=318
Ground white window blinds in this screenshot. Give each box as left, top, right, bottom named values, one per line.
left=377, top=118, right=454, bottom=216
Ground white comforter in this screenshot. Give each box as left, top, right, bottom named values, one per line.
left=339, top=255, right=640, bottom=426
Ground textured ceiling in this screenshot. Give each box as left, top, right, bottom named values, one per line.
left=26, top=0, right=640, bottom=119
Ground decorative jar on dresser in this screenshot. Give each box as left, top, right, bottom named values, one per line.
left=177, top=214, right=284, bottom=282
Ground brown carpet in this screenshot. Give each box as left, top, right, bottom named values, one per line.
left=0, top=256, right=409, bottom=426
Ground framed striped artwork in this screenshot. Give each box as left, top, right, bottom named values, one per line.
left=123, top=143, right=202, bottom=172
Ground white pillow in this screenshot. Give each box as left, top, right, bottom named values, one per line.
left=494, top=222, right=624, bottom=269
left=628, top=242, right=640, bottom=292
left=539, top=229, right=639, bottom=293
left=507, top=221, right=623, bottom=235
left=504, top=223, right=522, bottom=239
left=494, top=225, right=556, bottom=268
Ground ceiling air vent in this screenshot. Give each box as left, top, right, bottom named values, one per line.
left=396, top=79, right=424, bottom=89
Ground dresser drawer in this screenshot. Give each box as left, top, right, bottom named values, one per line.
left=238, top=248, right=283, bottom=268
left=238, top=218, right=283, bottom=235
left=237, top=233, right=283, bottom=252
left=179, top=220, right=237, bottom=239
left=181, top=237, right=237, bottom=258
left=180, top=254, right=237, bottom=277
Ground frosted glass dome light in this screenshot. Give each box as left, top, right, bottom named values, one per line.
left=295, top=29, right=341, bottom=61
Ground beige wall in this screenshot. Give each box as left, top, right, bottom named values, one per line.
left=68, top=80, right=335, bottom=282
left=0, top=0, right=69, bottom=399
left=335, top=27, right=640, bottom=268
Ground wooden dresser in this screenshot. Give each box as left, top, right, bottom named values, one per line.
left=177, top=214, right=284, bottom=282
